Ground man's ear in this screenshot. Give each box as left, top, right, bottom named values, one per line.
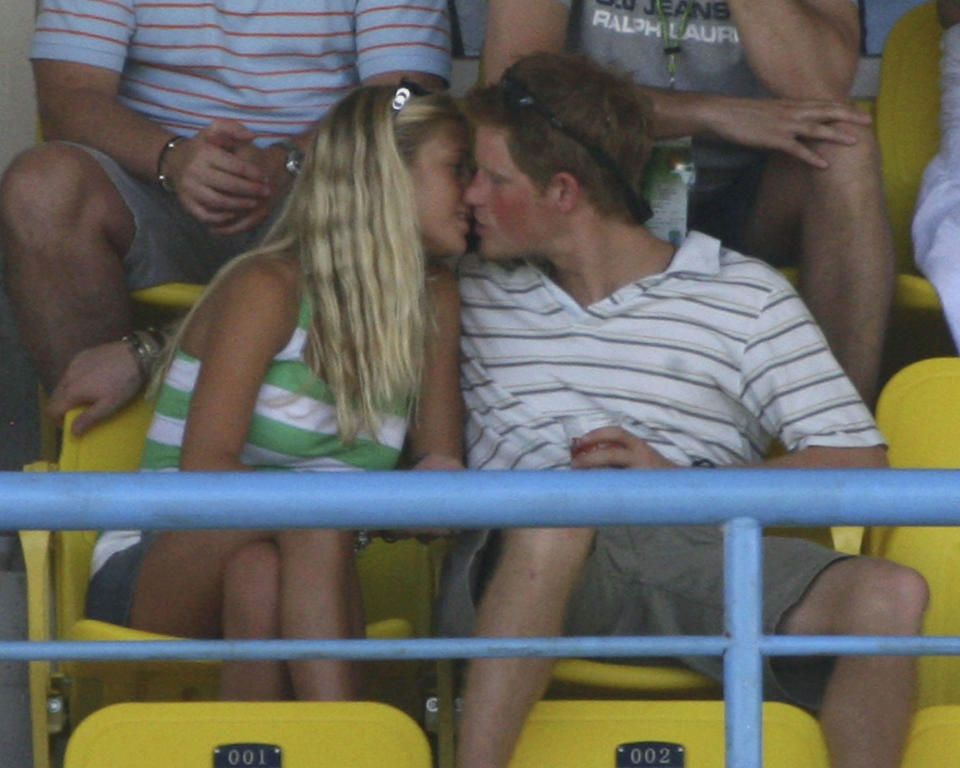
left=546, top=171, right=582, bottom=214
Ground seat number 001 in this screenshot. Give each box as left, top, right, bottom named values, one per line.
left=616, top=741, right=684, bottom=767
left=213, top=744, right=282, bottom=768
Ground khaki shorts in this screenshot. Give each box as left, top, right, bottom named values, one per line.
left=76, top=143, right=283, bottom=290
left=437, top=525, right=848, bottom=711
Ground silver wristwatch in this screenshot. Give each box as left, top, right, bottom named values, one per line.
left=277, top=139, right=304, bottom=177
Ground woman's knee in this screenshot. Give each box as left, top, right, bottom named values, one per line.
left=276, top=528, right=355, bottom=565
left=222, top=541, right=282, bottom=638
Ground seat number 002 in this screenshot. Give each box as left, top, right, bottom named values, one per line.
left=616, top=741, right=684, bottom=768
left=213, top=743, right=282, bottom=768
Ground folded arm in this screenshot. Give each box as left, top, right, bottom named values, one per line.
left=571, top=427, right=888, bottom=470
left=728, top=0, right=861, bottom=99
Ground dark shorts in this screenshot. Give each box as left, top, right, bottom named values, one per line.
left=687, top=157, right=797, bottom=267
left=85, top=533, right=157, bottom=626
left=75, top=143, right=283, bottom=290
left=437, top=525, right=848, bottom=711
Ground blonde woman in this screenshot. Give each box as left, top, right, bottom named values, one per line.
left=84, top=84, right=470, bottom=701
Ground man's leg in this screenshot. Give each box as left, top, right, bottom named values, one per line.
left=0, top=143, right=136, bottom=390
left=748, top=124, right=895, bottom=406
left=456, top=527, right=596, bottom=768
left=780, top=556, right=928, bottom=768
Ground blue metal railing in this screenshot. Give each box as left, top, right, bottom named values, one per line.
left=3, top=468, right=960, bottom=766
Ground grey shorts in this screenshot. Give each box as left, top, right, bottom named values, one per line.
left=85, top=532, right=157, bottom=626
left=437, top=525, right=848, bottom=711
left=76, top=143, right=282, bottom=290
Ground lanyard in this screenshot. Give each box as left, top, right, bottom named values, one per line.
left=654, top=0, right=694, bottom=88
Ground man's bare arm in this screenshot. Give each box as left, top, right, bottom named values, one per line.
left=728, top=0, right=861, bottom=99
left=480, top=0, right=569, bottom=83
left=759, top=444, right=888, bottom=469
left=648, top=88, right=870, bottom=166
left=478, top=0, right=868, bottom=166
left=35, top=60, right=174, bottom=182
left=36, top=60, right=272, bottom=224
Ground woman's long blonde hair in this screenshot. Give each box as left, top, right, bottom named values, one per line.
left=152, top=85, right=466, bottom=443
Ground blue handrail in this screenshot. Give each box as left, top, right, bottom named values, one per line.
left=3, top=467, right=960, bottom=767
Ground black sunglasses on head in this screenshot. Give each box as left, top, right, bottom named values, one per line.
left=500, top=72, right=652, bottom=225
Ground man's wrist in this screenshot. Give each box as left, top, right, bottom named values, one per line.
left=156, top=135, right=188, bottom=192
left=274, top=138, right=305, bottom=177
left=121, top=327, right=167, bottom=381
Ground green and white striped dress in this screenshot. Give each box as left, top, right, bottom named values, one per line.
left=90, top=298, right=409, bottom=575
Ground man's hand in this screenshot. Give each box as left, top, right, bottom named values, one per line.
left=46, top=341, right=145, bottom=436
left=698, top=94, right=873, bottom=168
left=207, top=139, right=296, bottom=236
left=162, top=119, right=275, bottom=232
left=570, top=426, right=677, bottom=469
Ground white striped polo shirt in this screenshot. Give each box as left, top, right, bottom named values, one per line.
left=31, top=0, right=451, bottom=142
left=459, top=232, right=884, bottom=471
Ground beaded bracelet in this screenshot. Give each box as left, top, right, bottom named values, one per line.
left=121, top=327, right=167, bottom=381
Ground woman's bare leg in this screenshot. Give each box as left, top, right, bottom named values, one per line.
left=277, top=529, right=363, bottom=700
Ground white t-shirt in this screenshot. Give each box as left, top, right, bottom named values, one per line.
left=914, top=23, right=960, bottom=350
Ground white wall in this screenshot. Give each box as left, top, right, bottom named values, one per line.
left=0, top=1, right=36, bottom=174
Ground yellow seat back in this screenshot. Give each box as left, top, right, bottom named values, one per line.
left=55, top=399, right=154, bottom=634
left=876, top=1, right=942, bottom=271
left=875, top=357, right=960, bottom=468
left=130, top=282, right=205, bottom=327
left=866, top=357, right=960, bottom=707
left=902, top=705, right=960, bottom=767
left=508, top=700, right=829, bottom=768
left=64, top=701, right=432, bottom=768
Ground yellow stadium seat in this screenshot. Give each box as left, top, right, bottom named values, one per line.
left=876, top=0, right=942, bottom=273
left=864, top=357, right=960, bottom=708
left=873, top=3, right=956, bottom=376
left=873, top=357, right=960, bottom=468
left=22, top=399, right=437, bottom=768
left=63, top=701, right=432, bottom=768
left=130, top=282, right=205, bottom=327
left=129, top=282, right=204, bottom=311
left=507, top=700, right=829, bottom=768
left=901, top=705, right=960, bottom=768
left=548, top=659, right=721, bottom=700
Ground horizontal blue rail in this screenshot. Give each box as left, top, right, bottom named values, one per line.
left=4, top=468, right=960, bottom=528
left=3, top=468, right=960, bottom=768
left=7, top=633, right=960, bottom=663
